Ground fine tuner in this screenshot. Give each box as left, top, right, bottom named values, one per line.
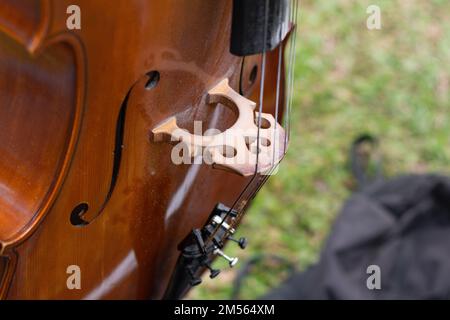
left=176, top=203, right=249, bottom=286
left=214, top=248, right=239, bottom=268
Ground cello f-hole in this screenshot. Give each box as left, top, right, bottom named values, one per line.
left=70, top=203, right=90, bottom=226
left=145, top=70, right=160, bottom=90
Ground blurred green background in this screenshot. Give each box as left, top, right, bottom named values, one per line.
left=188, top=0, right=450, bottom=299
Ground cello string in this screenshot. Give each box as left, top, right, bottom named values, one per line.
left=244, top=0, right=297, bottom=192
left=223, top=0, right=273, bottom=227
left=286, top=0, right=299, bottom=147
left=203, top=0, right=270, bottom=246
left=224, top=0, right=270, bottom=223
left=206, top=0, right=300, bottom=246
left=227, top=42, right=284, bottom=230
left=272, top=18, right=284, bottom=172
left=255, top=0, right=270, bottom=175
left=243, top=2, right=286, bottom=204
left=210, top=0, right=300, bottom=246
left=228, top=0, right=298, bottom=230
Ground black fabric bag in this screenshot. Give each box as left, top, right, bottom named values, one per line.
left=264, top=174, right=450, bottom=299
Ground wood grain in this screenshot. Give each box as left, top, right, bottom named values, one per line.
left=0, top=0, right=286, bottom=299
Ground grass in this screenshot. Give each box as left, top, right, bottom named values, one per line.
left=188, top=0, right=450, bottom=299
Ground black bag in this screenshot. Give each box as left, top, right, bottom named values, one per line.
left=264, top=174, right=450, bottom=299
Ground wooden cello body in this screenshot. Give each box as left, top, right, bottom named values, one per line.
left=0, top=0, right=294, bottom=299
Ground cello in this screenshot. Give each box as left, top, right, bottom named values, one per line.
left=0, top=0, right=298, bottom=299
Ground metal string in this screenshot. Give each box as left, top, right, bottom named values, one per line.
left=228, top=0, right=299, bottom=230
left=286, top=0, right=299, bottom=147
left=209, top=0, right=300, bottom=244
left=203, top=0, right=271, bottom=246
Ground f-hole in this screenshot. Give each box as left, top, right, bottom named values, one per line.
left=68, top=70, right=161, bottom=225
left=70, top=203, right=89, bottom=226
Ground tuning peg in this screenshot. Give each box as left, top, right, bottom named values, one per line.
left=228, top=236, right=248, bottom=249
left=214, top=248, right=239, bottom=267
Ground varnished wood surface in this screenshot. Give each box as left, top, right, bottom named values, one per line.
left=0, top=0, right=285, bottom=299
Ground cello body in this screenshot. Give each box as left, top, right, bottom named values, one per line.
left=0, top=0, right=292, bottom=299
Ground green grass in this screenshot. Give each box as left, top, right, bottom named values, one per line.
left=188, top=0, right=450, bottom=299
